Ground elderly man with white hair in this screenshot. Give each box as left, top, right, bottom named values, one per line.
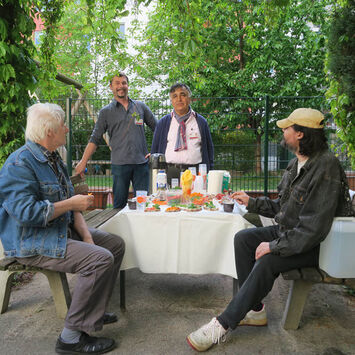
left=0, top=103, right=125, bottom=354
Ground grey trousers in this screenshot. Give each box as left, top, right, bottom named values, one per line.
left=16, top=227, right=125, bottom=333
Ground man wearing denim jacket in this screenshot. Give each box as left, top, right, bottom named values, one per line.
left=187, top=108, right=354, bottom=352
left=0, top=103, right=125, bottom=354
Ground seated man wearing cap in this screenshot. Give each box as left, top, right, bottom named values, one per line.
left=186, top=108, right=354, bottom=352
left=150, top=83, right=214, bottom=186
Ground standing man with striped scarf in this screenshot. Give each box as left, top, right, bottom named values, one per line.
left=151, top=83, right=214, bottom=187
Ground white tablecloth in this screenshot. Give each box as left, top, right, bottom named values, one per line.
left=100, top=206, right=253, bottom=278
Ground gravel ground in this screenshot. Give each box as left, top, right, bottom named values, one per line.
left=1, top=268, right=355, bottom=355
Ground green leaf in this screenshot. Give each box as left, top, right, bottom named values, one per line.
left=0, top=18, right=7, bottom=40
left=0, top=64, right=16, bottom=83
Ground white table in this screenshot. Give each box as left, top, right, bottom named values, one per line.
left=100, top=204, right=253, bottom=278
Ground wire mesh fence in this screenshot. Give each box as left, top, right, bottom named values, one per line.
left=52, top=95, right=353, bottom=208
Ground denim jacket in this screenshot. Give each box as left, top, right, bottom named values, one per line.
left=0, top=141, right=74, bottom=258
left=247, top=150, right=354, bottom=257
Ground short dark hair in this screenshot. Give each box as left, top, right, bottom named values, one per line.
left=293, top=124, right=328, bottom=157
left=110, top=72, right=129, bottom=84
left=169, top=83, right=192, bottom=97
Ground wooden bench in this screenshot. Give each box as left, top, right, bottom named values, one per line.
left=0, top=175, right=124, bottom=319
left=0, top=255, right=72, bottom=319
left=281, top=267, right=355, bottom=330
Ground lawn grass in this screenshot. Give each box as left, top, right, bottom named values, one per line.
left=86, top=175, right=113, bottom=188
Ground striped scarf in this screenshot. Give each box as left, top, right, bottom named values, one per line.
left=173, top=108, right=192, bottom=151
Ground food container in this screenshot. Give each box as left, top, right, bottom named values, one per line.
left=127, top=199, right=137, bottom=210
left=167, top=189, right=183, bottom=206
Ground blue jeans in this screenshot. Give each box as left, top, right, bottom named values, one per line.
left=112, top=162, right=149, bottom=208
left=217, top=225, right=319, bottom=330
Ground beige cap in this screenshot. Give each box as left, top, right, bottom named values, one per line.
left=276, top=108, right=324, bottom=129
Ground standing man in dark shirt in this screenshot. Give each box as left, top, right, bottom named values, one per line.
left=186, top=108, right=354, bottom=352
left=76, top=73, right=157, bottom=209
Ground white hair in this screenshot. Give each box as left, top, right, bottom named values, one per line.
left=25, top=103, right=65, bottom=142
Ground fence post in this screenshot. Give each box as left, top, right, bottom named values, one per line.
left=264, top=95, right=270, bottom=196
left=66, top=97, right=72, bottom=176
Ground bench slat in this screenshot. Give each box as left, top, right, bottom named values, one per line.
left=85, top=209, right=119, bottom=229
left=0, top=258, right=17, bottom=271
left=83, top=209, right=103, bottom=222
left=282, top=269, right=302, bottom=280
left=318, top=269, right=345, bottom=284
left=8, top=263, right=26, bottom=271
left=300, top=267, right=323, bottom=282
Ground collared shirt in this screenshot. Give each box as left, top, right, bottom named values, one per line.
left=37, top=144, right=70, bottom=200
left=151, top=113, right=214, bottom=171
left=89, top=98, right=157, bottom=165
left=165, top=110, right=202, bottom=165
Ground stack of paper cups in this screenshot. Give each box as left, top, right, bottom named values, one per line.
left=193, top=175, right=204, bottom=193
left=207, top=170, right=225, bottom=194
left=198, top=163, right=207, bottom=190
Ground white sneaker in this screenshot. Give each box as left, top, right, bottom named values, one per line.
left=187, top=317, right=228, bottom=352
left=239, top=305, right=267, bottom=326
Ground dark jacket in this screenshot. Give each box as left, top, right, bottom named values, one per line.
left=247, top=150, right=354, bottom=257
left=150, top=113, right=214, bottom=171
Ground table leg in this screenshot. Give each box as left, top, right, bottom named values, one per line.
left=120, top=270, right=126, bottom=310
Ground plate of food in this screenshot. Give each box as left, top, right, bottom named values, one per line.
left=215, top=193, right=225, bottom=201
left=181, top=204, right=202, bottom=212
left=203, top=201, right=219, bottom=211
left=165, top=206, right=181, bottom=212
left=144, top=204, right=161, bottom=212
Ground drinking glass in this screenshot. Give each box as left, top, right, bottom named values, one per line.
left=136, top=190, right=147, bottom=211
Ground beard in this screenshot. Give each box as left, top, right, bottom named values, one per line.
left=115, top=88, right=127, bottom=98
left=280, top=138, right=297, bottom=153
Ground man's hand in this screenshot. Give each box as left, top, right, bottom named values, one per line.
left=145, top=152, right=151, bottom=159
left=70, top=194, right=94, bottom=211
left=230, top=191, right=250, bottom=206
left=75, top=142, right=98, bottom=177
left=255, top=242, right=271, bottom=260
left=51, top=194, right=94, bottom=221
left=75, top=159, right=87, bottom=177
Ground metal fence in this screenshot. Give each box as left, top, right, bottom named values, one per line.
left=55, top=96, right=353, bottom=208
